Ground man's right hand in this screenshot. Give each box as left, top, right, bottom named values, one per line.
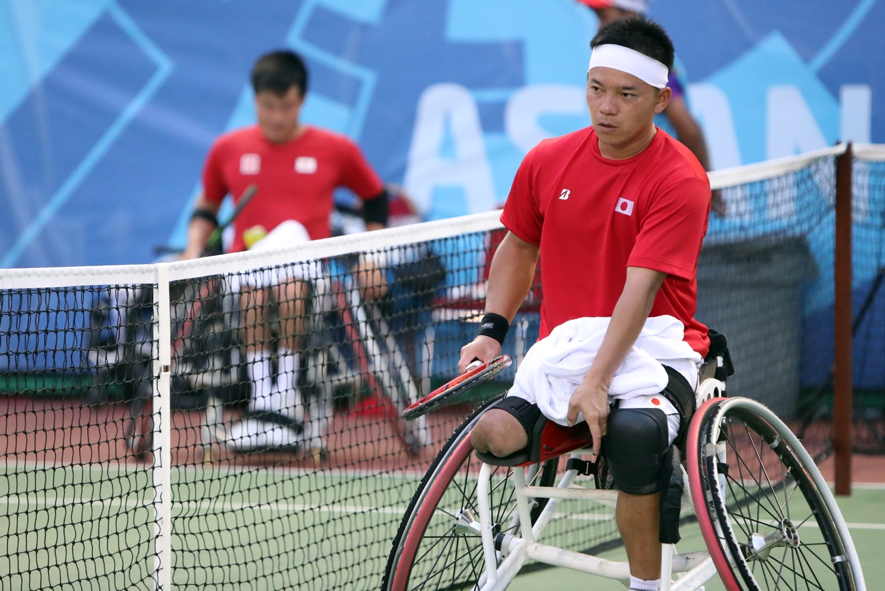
left=458, top=335, right=502, bottom=374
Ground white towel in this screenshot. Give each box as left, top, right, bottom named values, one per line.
left=228, top=220, right=322, bottom=291
left=508, top=315, right=701, bottom=427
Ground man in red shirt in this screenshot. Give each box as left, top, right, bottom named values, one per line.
left=182, top=50, right=389, bottom=451
left=459, top=17, right=710, bottom=591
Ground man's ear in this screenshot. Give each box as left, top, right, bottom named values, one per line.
left=654, top=86, right=672, bottom=114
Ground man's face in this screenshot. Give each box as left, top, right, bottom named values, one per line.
left=586, top=66, right=670, bottom=158
left=255, top=87, right=303, bottom=144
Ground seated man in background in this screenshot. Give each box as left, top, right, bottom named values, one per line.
left=182, top=49, right=389, bottom=451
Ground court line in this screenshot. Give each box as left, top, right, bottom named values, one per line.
left=4, top=495, right=881, bottom=530
left=0, top=495, right=405, bottom=515
left=844, top=523, right=885, bottom=531
left=0, top=495, right=615, bottom=524
left=847, top=482, right=885, bottom=491
left=8, top=492, right=885, bottom=531
left=0, top=460, right=429, bottom=479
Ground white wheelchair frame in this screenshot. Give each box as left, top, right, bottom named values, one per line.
left=473, top=377, right=726, bottom=591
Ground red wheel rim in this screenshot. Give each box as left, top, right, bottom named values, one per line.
left=391, top=435, right=475, bottom=590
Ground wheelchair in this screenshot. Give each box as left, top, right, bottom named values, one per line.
left=383, top=335, right=866, bottom=590
left=88, top=252, right=429, bottom=461
left=93, top=279, right=249, bottom=459
left=197, top=255, right=431, bottom=460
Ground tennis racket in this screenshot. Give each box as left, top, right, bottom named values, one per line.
left=402, top=355, right=512, bottom=421
left=203, top=183, right=258, bottom=256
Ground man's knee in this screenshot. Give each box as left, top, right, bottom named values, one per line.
left=604, top=407, right=670, bottom=495
left=353, top=257, right=388, bottom=302
left=470, top=409, right=527, bottom=458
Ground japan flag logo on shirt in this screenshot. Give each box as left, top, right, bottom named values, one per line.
left=615, top=197, right=634, bottom=216
left=295, top=156, right=318, bottom=174
left=240, top=154, right=260, bottom=175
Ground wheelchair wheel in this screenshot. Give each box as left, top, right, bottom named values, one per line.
left=687, top=397, right=864, bottom=590
left=383, top=402, right=558, bottom=591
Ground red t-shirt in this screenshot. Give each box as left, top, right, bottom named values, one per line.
left=501, top=126, right=711, bottom=356
left=202, top=125, right=383, bottom=251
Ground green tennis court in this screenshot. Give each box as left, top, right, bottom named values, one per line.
left=508, top=483, right=885, bottom=590
left=4, top=457, right=882, bottom=589
left=0, top=463, right=424, bottom=589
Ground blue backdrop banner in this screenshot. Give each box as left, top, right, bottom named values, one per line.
left=0, top=0, right=880, bottom=268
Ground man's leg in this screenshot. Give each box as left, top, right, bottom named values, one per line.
left=470, top=397, right=540, bottom=457
left=353, top=254, right=388, bottom=303
left=231, top=283, right=302, bottom=450
left=470, top=410, right=527, bottom=457
left=274, top=278, right=309, bottom=422
left=617, top=491, right=661, bottom=581
left=604, top=407, right=671, bottom=587
left=239, top=285, right=273, bottom=408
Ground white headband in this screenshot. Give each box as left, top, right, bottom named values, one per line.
left=587, top=44, right=669, bottom=89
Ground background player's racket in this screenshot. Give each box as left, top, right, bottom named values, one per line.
left=152, top=183, right=259, bottom=257
left=203, top=183, right=258, bottom=256
left=402, top=355, right=512, bottom=421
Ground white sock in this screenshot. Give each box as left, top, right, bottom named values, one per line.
left=276, top=350, right=302, bottom=420
left=246, top=350, right=273, bottom=412
left=629, top=576, right=660, bottom=591
left=277, top=350, right=300, bottom=397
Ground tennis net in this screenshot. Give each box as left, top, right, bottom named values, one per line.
left=0, top=143, right=881, bottom=589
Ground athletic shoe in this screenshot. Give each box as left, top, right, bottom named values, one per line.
left=226, top=410, right=303, bottom=453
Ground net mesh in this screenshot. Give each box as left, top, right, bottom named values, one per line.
left=846, top=153, right=885, bottom=454
left=703, top=158, right=837, bottom=459
left=0, top=284, right=158, bottom=590
left=0, top=147, right=881, bottom=589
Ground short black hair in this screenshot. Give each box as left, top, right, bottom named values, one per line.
left=250, top=50, right=309, bottom=97
left=590, top=16, right=674, bottom=73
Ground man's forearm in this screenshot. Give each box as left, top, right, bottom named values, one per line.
left=586, top=267, right=666, bottom=386
left=458, top=231, right=537, bottom=372
left=682, top=132, right=712, bottom=172
left=183, top=218, right=216, bottom=258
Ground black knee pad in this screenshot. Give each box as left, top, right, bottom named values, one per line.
left=603, top=407, right=670, bottom=495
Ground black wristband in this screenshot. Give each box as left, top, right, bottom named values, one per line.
left=362, top=189, right=389, bottom=226
left=191, top=208, right=218, bottom=226
left=477, top=313, right=509, bottom=345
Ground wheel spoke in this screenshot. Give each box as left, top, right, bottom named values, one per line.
left=723, top=425, right=784, bottom=526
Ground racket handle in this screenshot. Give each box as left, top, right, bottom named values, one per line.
left=465, top=359, right=483, bottom=372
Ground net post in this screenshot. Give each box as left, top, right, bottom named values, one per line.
left=153, top=263, right=174, bottom=588
left=834, top=143, right=853, bottom=496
